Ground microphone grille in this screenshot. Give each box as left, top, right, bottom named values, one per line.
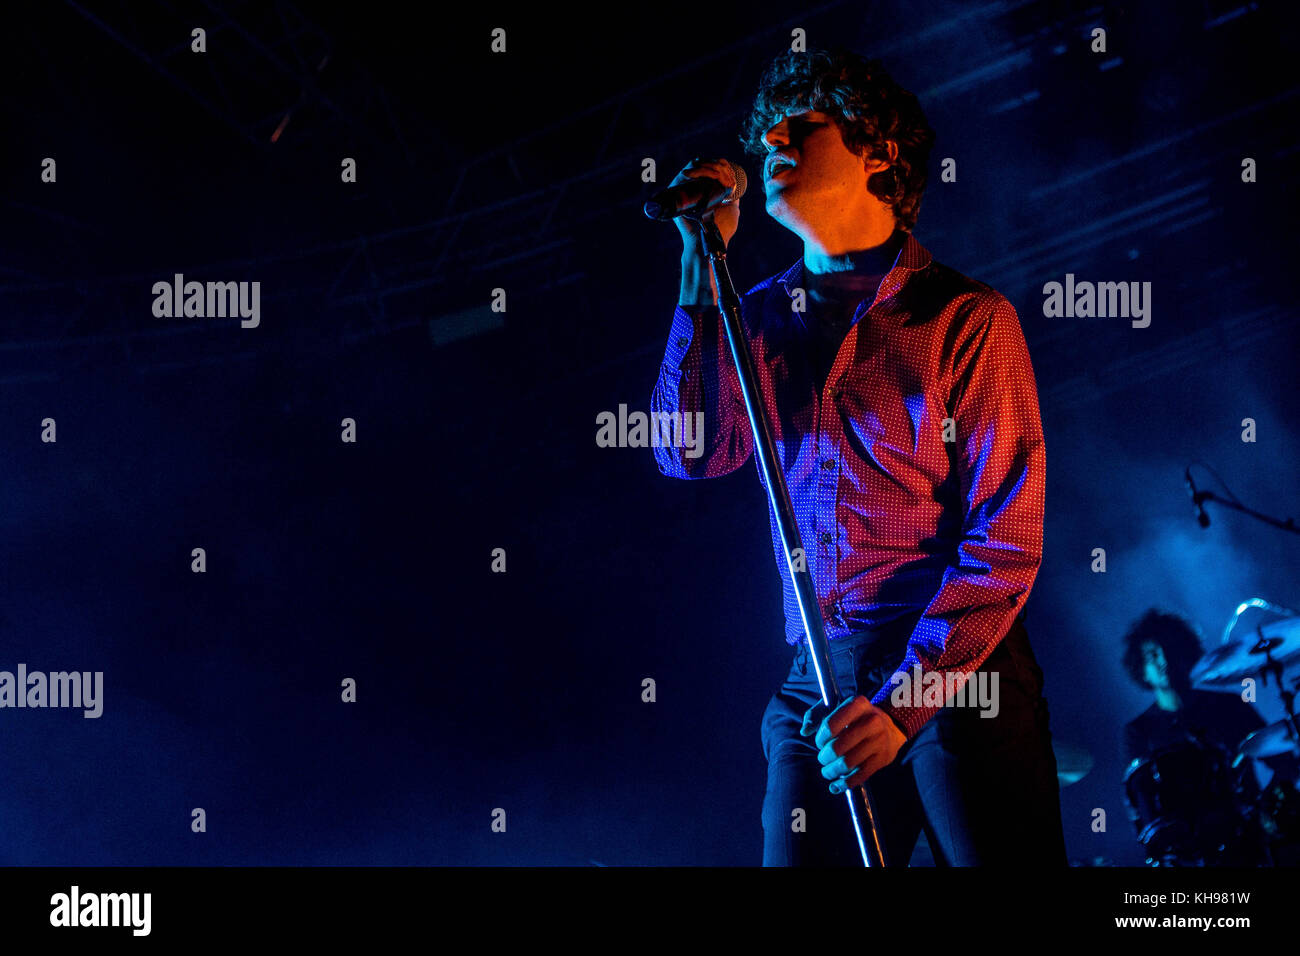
left=724, top=160, right=748, bottom=202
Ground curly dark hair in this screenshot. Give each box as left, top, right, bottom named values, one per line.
left=1121, top=609, right=1205, bottom=692
left=739, top=48, right=935, bottom=231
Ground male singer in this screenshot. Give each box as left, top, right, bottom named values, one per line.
left=651, top=48, right=1066, bottom=865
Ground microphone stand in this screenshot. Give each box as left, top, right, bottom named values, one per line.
left=1194, top=491, right=1300, bottom=537
left=690, top=211, right=888, bottom=868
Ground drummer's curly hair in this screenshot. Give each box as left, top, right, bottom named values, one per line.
left=738, top=48, right=935, bottom=231
left=1121, top=609, right=1205, bottom=692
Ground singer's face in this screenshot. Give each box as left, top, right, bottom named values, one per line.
left=760, top=109, right=883, bottom=232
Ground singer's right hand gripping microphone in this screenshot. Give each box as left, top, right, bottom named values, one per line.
left=643, top=160, right=747, bottom=221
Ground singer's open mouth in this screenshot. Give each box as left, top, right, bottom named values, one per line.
left=766, top=154, right=797, bottom=179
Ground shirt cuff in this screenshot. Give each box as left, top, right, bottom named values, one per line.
left=870, top=685, right=937, bottom=742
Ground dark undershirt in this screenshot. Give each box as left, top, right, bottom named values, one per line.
left=805, top=228, right=907, bottom=393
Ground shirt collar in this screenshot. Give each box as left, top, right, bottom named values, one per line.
left=775, top=230, right=933, bottom=324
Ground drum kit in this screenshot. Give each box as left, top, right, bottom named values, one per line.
left=1121, top=609, right=1300, bottom=866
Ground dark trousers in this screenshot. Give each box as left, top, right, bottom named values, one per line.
left=760, top=616, right=1068, bottom=866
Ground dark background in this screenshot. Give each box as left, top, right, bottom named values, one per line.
left=1, top=0, right=1297, bottom=865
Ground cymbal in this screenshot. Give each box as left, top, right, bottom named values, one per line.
left=1054, top=740, right=1094, bottom=786
left=1240, top=720, right=1300, bottom=759
left=1191, top=617, right=1300, bottom=691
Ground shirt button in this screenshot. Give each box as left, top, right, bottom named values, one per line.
left=676, top=337, right=689, bottom=349
left=822, top=458, right=836, bottom=470
left=819, top=531, right=833, bottom=545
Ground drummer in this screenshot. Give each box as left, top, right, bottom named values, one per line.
left=1120, top=608, right=1300, bottom=784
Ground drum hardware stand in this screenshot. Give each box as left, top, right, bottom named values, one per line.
left=1253, top=630, right=1300, bottom=754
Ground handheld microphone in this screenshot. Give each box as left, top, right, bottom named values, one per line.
left=643, top=160, right=748, bottom=221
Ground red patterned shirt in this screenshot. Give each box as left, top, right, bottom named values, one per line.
left=651, top=230, right=1046, bottom=739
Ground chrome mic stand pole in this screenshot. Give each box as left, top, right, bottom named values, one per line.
left=691, top=212, right=888, bottom=868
